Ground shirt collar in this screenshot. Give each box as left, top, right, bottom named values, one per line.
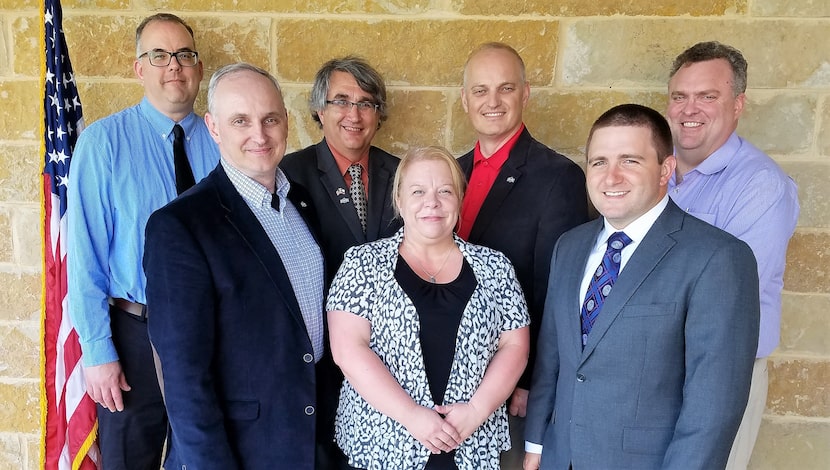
left=675, top=132, right=741, bottom=182
left=473, top=123, right=525, bottom=167
left=327, top=140, right=370, bottom=176
left=221, top=158, right=290, bottom=208
left=138, top=96, right=200, bottom=139
left=596, top=194, right=669, bottom=248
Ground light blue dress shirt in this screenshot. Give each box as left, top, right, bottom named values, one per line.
left=67, top=97, right=220, bottom=366
left=669, top=132, right=799, bottom=358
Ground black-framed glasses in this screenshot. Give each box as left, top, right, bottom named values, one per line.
left=138, top=50, right=199, bottom=67
left=325, top=99, right=379, bottom=113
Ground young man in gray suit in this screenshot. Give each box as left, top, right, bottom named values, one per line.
left=524, top=104, right=759, bottom=470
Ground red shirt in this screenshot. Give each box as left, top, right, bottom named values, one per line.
left=457, top=124, right=525, bottom=240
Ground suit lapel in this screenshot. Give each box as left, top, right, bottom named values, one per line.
left=212, top=166, right=306, bottom=329
left=366, top=148, right=394, bottom=240
left=580, top=203, right=683, bottom=361
left=467, top=129, right=530, bottom=241
left=315, top=141, right=366, bottom=243
left=565, top=220, right=603, bottom=357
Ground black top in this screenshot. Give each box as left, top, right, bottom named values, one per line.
left=395, top=254, right=476, bottom=470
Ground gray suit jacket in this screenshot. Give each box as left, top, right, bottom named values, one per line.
left=525, top=200, right=759, bottom=470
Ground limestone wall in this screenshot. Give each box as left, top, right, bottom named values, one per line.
left=0, top=1, right=827, bottom=468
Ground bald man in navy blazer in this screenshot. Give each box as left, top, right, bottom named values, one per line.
left=524, top=104, right=759, bottom=470
left=145, top=64, right=330, bottom=469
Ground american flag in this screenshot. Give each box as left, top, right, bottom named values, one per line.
left=42, top=0, right=99, bottom=468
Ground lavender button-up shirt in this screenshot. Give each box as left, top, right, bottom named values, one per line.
left=669, top=132, right=799, bottom=358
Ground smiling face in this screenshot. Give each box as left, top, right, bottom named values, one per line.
left=396, top=158, right=460, bottom=245
left=667, top=58, right=744, bottom=172
left=461, top=47, right=530, bottom=153
left=316, top=70, right=380, bottom=161
left=204, top=69, right=288, bottom=190
left=586, top=125, right=676, bottom=230
left=134, top=19, right=203, bottom=121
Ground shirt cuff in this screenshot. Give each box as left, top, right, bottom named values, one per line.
left=80, top=337, right=119, bottom=366
left=525, top=441, right=543, bottom=454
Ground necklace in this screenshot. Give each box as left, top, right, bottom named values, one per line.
left=405, top=242, right=454, bottom=283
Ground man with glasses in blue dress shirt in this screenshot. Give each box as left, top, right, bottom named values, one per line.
left=67, top=13, right=219, bottom=469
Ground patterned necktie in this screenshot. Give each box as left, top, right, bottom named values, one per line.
left=580, top=231, right=632, bottom=348
left=347, top=163, right=367, bottom=233
left=172, top=124, right=196, bottom=195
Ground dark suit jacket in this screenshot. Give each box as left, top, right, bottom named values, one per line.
left=281, top=139, right=401, bottom=283
left=458, top=128, right=589, bottom=387
left=525, top=200, right=760, bottom=469
left=144, top=164, right=321, bottom=470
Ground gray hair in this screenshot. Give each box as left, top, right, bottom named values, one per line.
left=135, top=13, right=195, bottom=58
left=208, top=63, right=283, bottom=115
left=309, top=56, right=388, bottom=128
left=670, top=41, right=748, bottom=96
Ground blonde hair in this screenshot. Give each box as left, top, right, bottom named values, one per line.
left=392, top=146, right=466, bottom=218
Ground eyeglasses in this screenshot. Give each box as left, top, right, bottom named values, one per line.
left=138, top=50, right=199, bottom=67
left=325, top=99, right=379, bottom=113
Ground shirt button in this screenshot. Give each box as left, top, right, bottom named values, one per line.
left=305, top=405, right=315, bottom=415
left=303, top=353, right=313, bottom=363
left=576, top=374, right=586, bottom=383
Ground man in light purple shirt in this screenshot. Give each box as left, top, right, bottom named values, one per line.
left=666, top=41, right=799, bottom=469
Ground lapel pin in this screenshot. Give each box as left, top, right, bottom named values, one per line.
left=300, top=201, right=308, bottom=208
left=336, top=187, right=346, bottom=196
left=339, top=197, right=350, bottom=204
left=506, top=176, right=516, bottom=183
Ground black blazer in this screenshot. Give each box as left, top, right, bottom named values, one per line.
left=281, top=139, right=401, bottom=283
left=144, top=164, right=321, bottom=470
left=458, top=128, right=589, bottom=388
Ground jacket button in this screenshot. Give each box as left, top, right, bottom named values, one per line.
left=303, top=353, right=313, bottom=363
left=305, top=405, right=315, bottom=415
left=576, top=374, right=586, bottom=382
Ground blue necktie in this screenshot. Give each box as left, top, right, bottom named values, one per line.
left=580, top=231, right=632, bottom=348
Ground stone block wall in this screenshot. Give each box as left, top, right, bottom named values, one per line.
left=0, top=1, right=827, bottom=468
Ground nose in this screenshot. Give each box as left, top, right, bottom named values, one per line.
left=424, top=191, right=440, bottom=208
left=485, top=91, right=500, bottom=108
left=605, top=164, right=623, bottom=184
left=681, top=96, right=699, bottom=114
left=345, top=102, right=361, bottom=119
left=168, top=55, right=183, bottom=71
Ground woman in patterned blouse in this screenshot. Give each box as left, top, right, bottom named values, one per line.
left=327, top=146, right=530, bottom=469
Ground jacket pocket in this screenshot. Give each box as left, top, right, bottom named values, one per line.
left=622, top=426, right=672, bottom=455
left=224, top=400, right=260, bottom=420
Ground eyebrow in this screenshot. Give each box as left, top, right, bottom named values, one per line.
left=332, top=91, right=373, bottom=101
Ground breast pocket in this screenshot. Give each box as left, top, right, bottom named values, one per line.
left=620, top=303, right=676, bottom=317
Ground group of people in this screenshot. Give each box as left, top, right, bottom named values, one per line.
left=66, top=11, right=799, bottom=470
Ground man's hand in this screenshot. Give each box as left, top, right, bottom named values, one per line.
left=84, top=361, right=131, bottom=412
left=523, top=451, right=541, bottom=470
left=508, top=387, right=529, bottom=417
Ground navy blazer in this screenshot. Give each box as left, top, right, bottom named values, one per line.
left=281, top=139, right=401, bottom=283
left=525, top=201, right=760, bottom=469
left=458, top=128, right=589, bottom=387
left=144, top=164, right=320, bottom=470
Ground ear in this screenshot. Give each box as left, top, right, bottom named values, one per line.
left=660, top=155, right=677, bottom=186
left=734, top=92, right=746, bottom=120
left=520, top=80, right=530, bottom=109
left=204, top=113, right=221, bottom=144
left=134, top=59, right=144, bottom=81
left=460, top=87, right=469, bottom=113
